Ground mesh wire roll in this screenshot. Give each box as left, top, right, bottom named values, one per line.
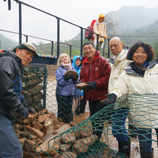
left=12, top=65, right=158, bottom=157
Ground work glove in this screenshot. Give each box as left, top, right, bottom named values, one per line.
left=71, top=74, right=78, bottom=82
left=85, top=81, right=97, bottom=90
left=17, top=105, right=29, bottom=119
left=20, top=107, right=29, bottom=119
left=102, top=93, right=117, bottom=106
left=21, top=99, right=36, bottom=114
left=27, top=106, right=36, bottom=114
left=64, top=74, right=72, bottom=81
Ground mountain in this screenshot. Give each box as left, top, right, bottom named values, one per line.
left=1, top=5, right=158, bottom=56
left=0, top=33, right=18, bottom=50
left=36, top=19, right=158, bottom=57
left=137, top=19, right=158, bottom=34
left=72, top=6, right=158, bottom=40
left=117, top=19, right=158, bottom=47
left=108, top=6, right=158, bottom=33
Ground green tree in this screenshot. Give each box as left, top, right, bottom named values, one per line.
left=153, top=41, right=158, bottom=58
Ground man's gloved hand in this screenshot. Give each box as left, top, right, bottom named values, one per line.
left=21, top=99, right=28, bottom=107
left=19, top=107, right=29, bottom=119
left=85, top=81, right=97, bottom=90
left=21, top=98, right=36, bottom=114
left=64, top=74, right=72, bottom=81
left=27, top=106, right=36, bottom=114
left=71, top=74, right=78, bottom=82
left=103, top=93, right=117, bottom=106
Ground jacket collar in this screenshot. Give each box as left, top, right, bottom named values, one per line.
left=82, top=50, right=100, bottom=64
left=0, top=50, right=22, bottom=67
left=108, top=49, right=127, bottom=65
left=125, top=60, right=156, bottom=77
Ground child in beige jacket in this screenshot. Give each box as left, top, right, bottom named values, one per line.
left=93, top=14, right=107, bottom=50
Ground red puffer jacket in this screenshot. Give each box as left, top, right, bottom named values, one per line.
left=91, top=19, right=97, bottom=40
left=80, top=51, right=111, bottom=101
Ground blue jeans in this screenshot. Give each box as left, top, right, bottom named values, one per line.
left=0, top=116, right=23, bottom=158
left=112, top=108, right=129, bottom=142
left=137, top=128, right=158, bottom=152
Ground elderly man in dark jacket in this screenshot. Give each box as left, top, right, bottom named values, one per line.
left=0, top=43, right=38, bottom=158
left=80, top=41, right=111, bottom=139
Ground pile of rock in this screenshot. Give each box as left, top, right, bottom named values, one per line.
left=13, top=68, right=122, bottom=158
left=22, top=68, right=45, bottom=112
left=13, top=109, right=100, bottom=158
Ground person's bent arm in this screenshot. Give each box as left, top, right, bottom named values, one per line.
left=55, top=68, right=68, bottom=86
left=103, top=71, right=129, bottom=106
left=0, top=57, right=28, bottom=117
left=95, top=58, right=111, bottom=90
left=111, top=71, right=129, bottom=98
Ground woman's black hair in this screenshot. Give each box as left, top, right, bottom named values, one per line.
left=82, top=41, right=95, bottom=49
left=127, top=41, right=155, bottom=61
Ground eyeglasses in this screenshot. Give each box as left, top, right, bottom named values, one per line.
left=109, top=43, right=120, bottom=48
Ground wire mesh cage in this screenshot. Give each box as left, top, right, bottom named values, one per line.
left=12, top=64, right=158, bottom=158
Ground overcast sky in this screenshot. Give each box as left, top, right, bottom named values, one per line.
left=0, top=0, right=158, bottom=44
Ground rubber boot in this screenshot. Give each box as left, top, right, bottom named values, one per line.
left=140, top=150, right=154, bottom=158
left=129, top=124, right=137, bottom=138
left=62, top=116, right=70, bottom=123
left=75, top=106, right=80, bottom=115
left=95, top=130, right=102, bottom=139
left=69, top=113, right=73, bottom=122
left=118, top=140, right=130, bottom=158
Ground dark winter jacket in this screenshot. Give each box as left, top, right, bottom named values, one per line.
left=80, top=51, right=111, bottom=101
left=0, top=51, right=25, bottom=120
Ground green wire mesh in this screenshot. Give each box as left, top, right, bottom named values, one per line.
left=12, top=65, right=158, bottom=158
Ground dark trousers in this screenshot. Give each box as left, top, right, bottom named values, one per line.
left=137, top=128, right=158, bottom=152
left=0, top=116, right=23, bottom=158
left=75, top=93, right=87, bottom=114
left=112, top=108, right=129, bottom=142
left=80, top=94, right=87, bottom=113
left=89, top=101, right=105, bottom=139
left=56, top=95, right=73, bottom=123
left=96, top=41, right=103, bottom=50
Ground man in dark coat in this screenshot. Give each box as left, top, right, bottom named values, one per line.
left=0, top=42, right=38, bottom=158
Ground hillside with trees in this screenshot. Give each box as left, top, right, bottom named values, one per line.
left=1, top=6, right=158, bottom=58
left=115, top=19, right=158, bottom=47
left=0, top=33, right=18, bottom=50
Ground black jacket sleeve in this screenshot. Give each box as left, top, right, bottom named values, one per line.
left=0, top=57, right=25, bottom=112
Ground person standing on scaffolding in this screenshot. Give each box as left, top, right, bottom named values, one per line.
left=80, top=41, right=111, bottom=139
left=93, top=14, right=107, bottom=50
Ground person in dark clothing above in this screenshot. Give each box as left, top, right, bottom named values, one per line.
left=0, top=42, right=38, bottom=158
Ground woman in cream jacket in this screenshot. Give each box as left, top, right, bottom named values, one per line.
left=103, top=42, right=157, bottom=158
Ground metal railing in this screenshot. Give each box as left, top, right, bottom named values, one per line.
left=3, top=0, right=129, bottom=59
left=0, top=29, right=80, bottom=58
left=3, top=0, right=112, bottom=58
